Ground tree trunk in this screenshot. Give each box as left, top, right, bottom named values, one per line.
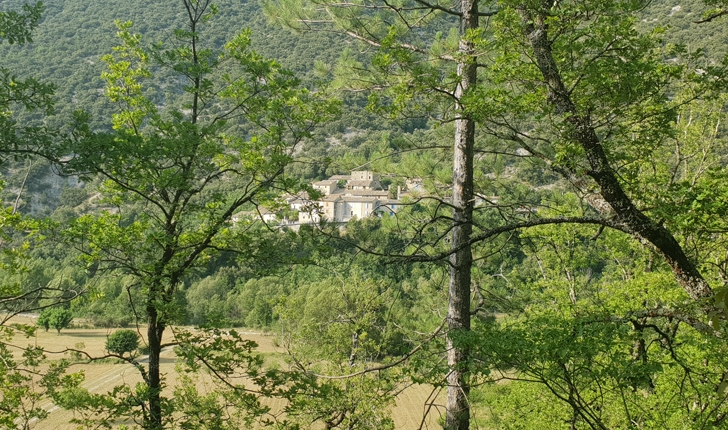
left=446, top=0, right=478, bottom=428
left=518, top=6, right=712, bottom=302
left=146, top=303, right=164, bottom=430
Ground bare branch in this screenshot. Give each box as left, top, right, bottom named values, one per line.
left=694, top=10, right=728, bottom=23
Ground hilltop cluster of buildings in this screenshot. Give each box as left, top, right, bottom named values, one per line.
left=235, top=171, right=420, bottom=226
left=231, top=170, right=532, bottom=227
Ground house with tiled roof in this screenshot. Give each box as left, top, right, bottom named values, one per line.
left=232, top=172, right=509, bottom=227
left=298, top=170, right=402, bottom=223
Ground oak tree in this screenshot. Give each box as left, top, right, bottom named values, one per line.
left=53, top=1, right=337, bottom=428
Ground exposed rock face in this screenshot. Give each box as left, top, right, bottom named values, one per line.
left=12, top=164, right=85, bottom=216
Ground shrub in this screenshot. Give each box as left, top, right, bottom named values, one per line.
left=106, top=329, right=140, bottom=358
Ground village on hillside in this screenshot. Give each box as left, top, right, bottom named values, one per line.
left=233, top=171, right=425, bottom=226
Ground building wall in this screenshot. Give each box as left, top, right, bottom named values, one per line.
left=293, top=171, right=408, bottom=224
left=351, top=171, right=374, bottom=181
left=336, top=200, right=376, bottom=221
left=323, top=201, right=335, bottom=221
left=313, top=183, right=337, bottom=195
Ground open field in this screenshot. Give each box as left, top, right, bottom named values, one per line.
left=6, top=315, right=444, bottom=429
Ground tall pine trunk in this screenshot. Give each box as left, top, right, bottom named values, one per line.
left=446, top=0, right=478, bottom=428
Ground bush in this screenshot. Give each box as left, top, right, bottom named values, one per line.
left=106, top=329, right=140, bottom=358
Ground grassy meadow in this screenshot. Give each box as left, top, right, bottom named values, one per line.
left=6, top=315, right=442, bottom=429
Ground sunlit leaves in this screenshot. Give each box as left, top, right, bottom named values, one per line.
left=101, top=21, right=156, bottom=132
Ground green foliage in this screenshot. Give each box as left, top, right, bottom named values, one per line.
left=38, top=307, right=73, bottom=334
left=263, top=0, right=728, bottom=427
left=0, top=2, right=43, bottom=45
left=283, top=372, right=398, bottom=429
left=0, top=325, right=72, bottom=428
left=53, top=2, right=338, bottom=428
left=2, top=0, right=728, bottom=428
left=0, top=0, right=384, bottom=136
left=54, top=327, right=296, bottom=428
left=0, top=5, right=81, bottom=427
left=105, top=329, right=140, bottom=357
left=274, top=272, right=410, bottom=428
left=462, top=213, right=728, bottom=427
left=185, top=274, right=231, bottom=326
left=280, top=276, right=404, bottom=362
left=35, top=309, right=49, bottom=331
left=0, top=1, right=55, bottom=162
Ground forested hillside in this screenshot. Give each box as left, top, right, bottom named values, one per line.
left=0, top=0, right=723, bottom=129
left=0, top=0, right=408, bottom=159
left=0, top=0, right=728, bottom=428
left=0, top=0, right=436, bottom=219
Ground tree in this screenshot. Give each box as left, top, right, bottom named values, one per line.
left=54, top=1, right=337, bottom=428
left=275, top=275, right=405, bottom=428
left=35, top=308, right=49, bottom=332
left=697, top=0, right=728, bottom=22
left=106, top=329, right=140, bottom=358
left=39, top=307, right=73, bottom=334
left=0, top=3, right=43, bottom=45
left=464, top=2, right=728, bottom=426
left=496, top=0, right=714, bottom=301
left=0, top=4, right=78, bottom=428
left=0, top=1, right=55, bottom=159
left=266, top=0, right=728, bottom=427
left=0, top=0, right=58, bottom=315
left=265, top=0, right=485, bottom=425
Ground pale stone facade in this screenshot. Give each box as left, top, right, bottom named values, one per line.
left=301, top=171, right=398, bottom=223
left=234, top=171, right=410, bottom=226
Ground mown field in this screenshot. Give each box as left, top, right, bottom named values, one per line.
left=7, top=315, right=443, bottom=429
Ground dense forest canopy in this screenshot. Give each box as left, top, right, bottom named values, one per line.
left=0, top=0, right=392, bottom=137
left=0, top=0, right=727, bottom=429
